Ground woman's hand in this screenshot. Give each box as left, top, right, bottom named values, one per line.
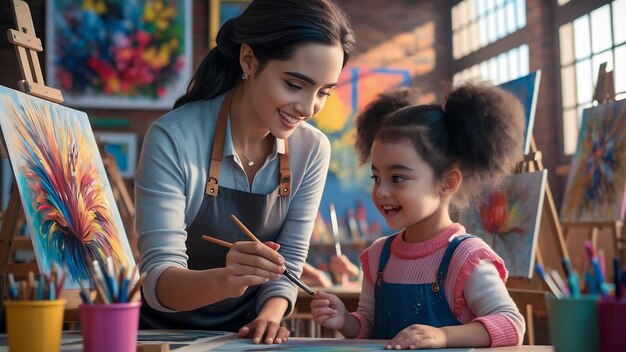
left=385, top=324, right=446, bottom=350
left=238, top=317, right=290, bottom=344
left=310, top=291, right=347, bottom=330
left=238, top=297, right=290, bottom=344
left=223, top=241, right=286, bottom=298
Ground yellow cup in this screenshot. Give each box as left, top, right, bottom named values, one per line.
left=4, top=299, right=66, bottom=352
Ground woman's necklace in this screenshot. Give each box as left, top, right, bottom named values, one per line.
left=233, top=135, right=257, bottom=167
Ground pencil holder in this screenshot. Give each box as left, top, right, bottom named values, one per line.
left=80, top=301, right=141, bottom=352
left=598, top=298, right=626, bottom=352
left=4, top=299, right=66, bottom=352
left=545, top=293, right=599, bottom=352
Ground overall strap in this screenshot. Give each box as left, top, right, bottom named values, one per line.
left=433, top=235, right=474, bottom=291
left=375, top=234, right=397, bottom=286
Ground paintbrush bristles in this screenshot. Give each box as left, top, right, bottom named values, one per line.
left=201, top=235, right=233, bottom=248
left=230, top=214, right=261, bottom=243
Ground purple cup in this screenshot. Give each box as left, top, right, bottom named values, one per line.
left=80, top=301, right=141, bottom=352
left=598, top=299, right=626, bottom=352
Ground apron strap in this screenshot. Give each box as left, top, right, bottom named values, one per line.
left=279, top=141, right=291, bottom=196
left=205, top=91, right=292, bottom=197
left=205, top=92, right=232, bottom=197
left=436, top=234, right=474, bottom=284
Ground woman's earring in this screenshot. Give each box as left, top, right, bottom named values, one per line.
left=241, top=73, right=250, bottom=80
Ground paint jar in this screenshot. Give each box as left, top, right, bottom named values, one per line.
left=80, top=301, right=141, bottom=352
left=598, top=298, right=626, bottom=352
left=545, top=293, right=599, bottom=352
left=4, top=299, right=66, bottom=352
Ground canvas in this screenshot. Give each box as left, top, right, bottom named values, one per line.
left=308, top=66, right=413, bottom=243
left=459, top=170, right=547, bottom=278
left=0, top=85, right=135, bottom=288
left=45, top=0, right=192, bottom=109
left=498, top=70, right=541, bottom=154
left=96, top=131, right=138, bottom=179
left=561, top=99, right=626, bottom=222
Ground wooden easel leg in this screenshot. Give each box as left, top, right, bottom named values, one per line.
left=590, top=227, right=599, bottom=252
left=525, top=304, right=535, bottom=345
left=0, top=187, right=24, bottom=319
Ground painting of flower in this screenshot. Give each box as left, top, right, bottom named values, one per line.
left=459, top=170, right=547, bottom=278
left=0, top=85, right=135, bottom=287
left=561, top=100, right=626, bottom=222
left=46, top=0, right=192, bottom=109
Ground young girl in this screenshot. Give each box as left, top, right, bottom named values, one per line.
left=310, top=84, right=526, bottom=349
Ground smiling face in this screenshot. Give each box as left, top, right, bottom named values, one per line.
left=242, top=43, right=344, bottom=139
left=370, top=138, right=451, bottom=235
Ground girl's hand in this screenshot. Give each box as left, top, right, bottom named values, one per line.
left=223, top=241, right=286, bottom=297
left=310, top=291, right=347, bottom=330
left=238, top=317, right=290, bottom=344
left=385, top=324, right=447, bottom=350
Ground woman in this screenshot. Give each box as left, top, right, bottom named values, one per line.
left=135, top=0, right=355, bottom=345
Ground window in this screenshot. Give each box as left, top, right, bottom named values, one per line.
left=559, top=1, right=626, bottom=155
left=452, top=0, right=526, bottom=59
left=453, top=44, right=529, bottom=85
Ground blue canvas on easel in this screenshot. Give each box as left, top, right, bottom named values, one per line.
left=498, top=70, right=542, bottom=154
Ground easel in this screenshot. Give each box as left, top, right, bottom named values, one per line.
left=0, top=0, right=136, bottom=322
left=560, top=63, right=623, bottom=265
left=505, top=132, right=570, bottom=344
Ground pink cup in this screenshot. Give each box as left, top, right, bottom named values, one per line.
left=80, top=302, right=141, bottom=352
left=598, top=299, right=626, bottom=352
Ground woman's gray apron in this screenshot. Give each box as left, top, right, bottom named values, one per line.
left=140, top=93, right=292, bottom=331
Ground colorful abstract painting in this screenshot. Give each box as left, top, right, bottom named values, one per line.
left=561, top=100, right=626, bottom=222
left=0, top=85, right=135, bottom=287
left=459, top=170, right=547, bottom=278
left=46, top=0, right=192, bottom=109
left=308, top=66, right=413, bottom=243
left=498, top=70, right=541, bottom=154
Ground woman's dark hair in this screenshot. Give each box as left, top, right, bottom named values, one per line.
left=355, top=82, right=525, bottom=209
left=173, top=0, right=355, bottom=109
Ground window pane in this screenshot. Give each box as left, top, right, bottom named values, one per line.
left=477, top=0, right=486, bottom=16
left=496, top=6, right=507, bottom=39
left=471, top=64, right=481, bottom=80
left=480, top=61, right=490, bottom=79
left=467, top=0, right=475, bottom=19
left=452, top=5, right=459, bottom=30
left=559, top=23, right=574, bottom=65
left=489, top=57, right=499, bottom=82
left=495, top=0, right=504, bottom=6
left=591, top=51, right=614, bottom=88
left=616, top=44, right=626, bottom=93
left=516, top=0, right=526, bottom=28
left=498, top=52, right=509, bottom=83
left=561, top=65, right=576, bottom=108
left=573, top=15, right=591, bottom=60
left=459, top=1, right=467, bottom=27
left=519, top=44, right=529, bottom=76
left=487, top=12, right=497, bottom=43
left=486, top=0, right=495, bottom=11
left=590, top=5, right=612, bottom=54
left=563, top=108, right=578, bottom=155
left=508, top=47, right=520, bottom=79
left=558, top=0, right=571, bottom=6
left=614, top=0, right=626, bottom=45
left=575, top=59, right=593, bottom=104
left=479, top=17, right=488, bottom=46
left=506, top=2, right=516, bottom=34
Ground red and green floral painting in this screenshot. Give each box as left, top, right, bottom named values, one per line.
left=459, top=170, right=547, bottom=278
left=46, top=0, right=192, bottom=109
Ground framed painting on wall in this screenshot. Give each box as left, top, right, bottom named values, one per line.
left=208, top=0, right=252, bottom=48
left=46, top=0, right=193, bottom=109
left=95, top=131, right=138, bottom=179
